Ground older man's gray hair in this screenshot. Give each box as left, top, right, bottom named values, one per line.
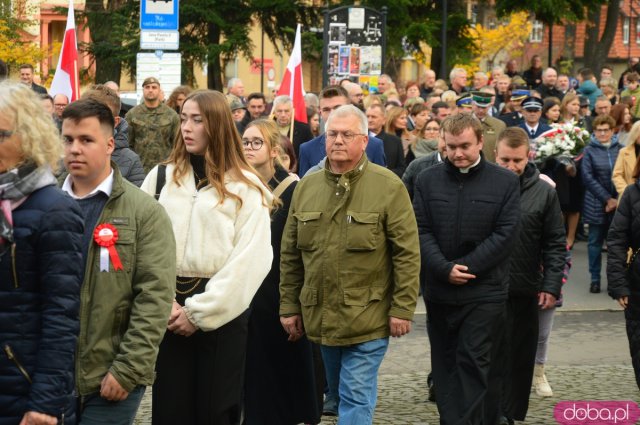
left=325, top=104, right=368, bottom=134
left=273, top=95, right=292, bottom=109
left=449, top=67, right=466, bottom=82
left=227, top=77, right=242, bottom=91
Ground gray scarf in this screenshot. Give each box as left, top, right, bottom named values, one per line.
left=411, top=138, right=439, bottom=159
left=0, top=163, right=58, bottom=254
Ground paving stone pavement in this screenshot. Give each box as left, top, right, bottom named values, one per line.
left=134, top=310, right=640, bottom=424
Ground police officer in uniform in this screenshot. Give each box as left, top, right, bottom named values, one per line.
left=498, top=88, right=529, bottom=127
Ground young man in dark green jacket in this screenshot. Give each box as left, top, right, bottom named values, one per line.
left=61, top=99, right=176, bottom=424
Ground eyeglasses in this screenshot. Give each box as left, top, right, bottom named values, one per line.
left=242, top=137, right=264, bottom=150
left=595, top=128, right=612, bottom=134
left=0, top=130, right=14, bottom=143
left=54, top=104, right=67, bottom=109
left=326, top=130, right=365, bottom=143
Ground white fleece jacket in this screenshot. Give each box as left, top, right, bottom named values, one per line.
left=141, top=164, right=273, bottom=331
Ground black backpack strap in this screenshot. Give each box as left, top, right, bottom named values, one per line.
left=154, top=164, right=166, bottom=200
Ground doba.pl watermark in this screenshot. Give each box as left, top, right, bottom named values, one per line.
left=554, top=401, right=640, bottom=424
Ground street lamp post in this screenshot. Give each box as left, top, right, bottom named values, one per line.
left=440, top=0, right=447, bottom=79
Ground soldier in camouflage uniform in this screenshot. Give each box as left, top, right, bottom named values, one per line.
left=125, top=77, right=180, bottom=173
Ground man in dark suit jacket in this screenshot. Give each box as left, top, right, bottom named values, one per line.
left=518, top=96, right=552, bottom=139
left=19, top=64, right=47, bottom=94
left=272, top=94, right=314, bottom=158
left=366, top=104, right=405, bottom=177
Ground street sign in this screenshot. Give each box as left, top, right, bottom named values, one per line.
left=135, top=52, right=181, bottom=104
left=140, top=30, right=179, bottom=50
left=140, top=0, right=179, bottom=31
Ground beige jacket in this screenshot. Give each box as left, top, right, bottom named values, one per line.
left=612, top=142, right=637, bottom=198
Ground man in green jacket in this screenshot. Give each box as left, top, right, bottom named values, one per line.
left=61, top=99, right=176, bottom=424
left=280, top=104, right=421, bottom=424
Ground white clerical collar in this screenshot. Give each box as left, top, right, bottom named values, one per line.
left=459, top=156, right=481, bottom=173
left=62, top=169, right=114, bottom=200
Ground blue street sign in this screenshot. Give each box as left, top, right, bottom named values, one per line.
left=140, top=0, right=179, bottom=31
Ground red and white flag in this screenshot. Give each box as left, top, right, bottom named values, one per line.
left=277, top=24, right=307, bottom=123
left=49, top=0, right=79, bottom=101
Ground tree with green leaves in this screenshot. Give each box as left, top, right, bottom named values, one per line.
left=495, top=0, right=609, bottom=72
left=357, top=0, right=475, bottom=79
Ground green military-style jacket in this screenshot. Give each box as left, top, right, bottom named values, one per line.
left=75, top=166, right=176, bottom=395
left=279, top=155, right=421, bottom=346
left=125, top=103, right=179, bottom=173
left=479, top=115, right=506, bottom=163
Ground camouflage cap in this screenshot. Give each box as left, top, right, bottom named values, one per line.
left=142, top=77, right=160, bottom=87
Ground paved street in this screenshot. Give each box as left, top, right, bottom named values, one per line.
left=134, top=240, right=639, bottom=424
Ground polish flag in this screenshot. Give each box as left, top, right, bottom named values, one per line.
left=49, top=0, right=79, bottom=101
left=277, top=24, right=307, bottom=123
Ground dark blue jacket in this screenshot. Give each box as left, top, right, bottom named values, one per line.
left=518, top=122, right=552, bottom=139
left=0, top=185, right=83, bottom=425
left=298, top=133, right=386, bottom=176
left=413, top=157, right=521, bottom=304
left=581, top=135, right=622, bottom=225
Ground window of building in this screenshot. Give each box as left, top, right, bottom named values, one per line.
left=636, top=19, right=640, bottom=44
left=624, top=16, right=630, bottom=45
left=530, top=20, right=544, bottom=43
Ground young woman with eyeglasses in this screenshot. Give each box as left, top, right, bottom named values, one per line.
left=141, top=90, right=273, bottom=425
left=241, top=119, right=318, bottom=425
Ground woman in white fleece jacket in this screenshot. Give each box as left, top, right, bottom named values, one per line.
left=141, top=90, right=272, bottom=425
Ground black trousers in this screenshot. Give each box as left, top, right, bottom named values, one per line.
left=427, top=300, right=506, bottom=425
left=152, top=310, right=250, bottom=425
left=625, top=306, right=640, bottom=390
left=498, top=296, right=539, bottom=421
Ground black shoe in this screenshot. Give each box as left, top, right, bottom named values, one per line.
left=427, top=373, right=436, bottom=402
left=498, top=417, right=515, bottom=425
left=590, top=283, right=601, bottom=293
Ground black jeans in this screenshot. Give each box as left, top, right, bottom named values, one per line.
left=427, top=300, right=506, bottom=425
left=152, top=310, right=250, bottom=425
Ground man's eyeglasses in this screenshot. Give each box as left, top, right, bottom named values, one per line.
left=242, top=137, right=264, bottom=150
left=0, top=130, right=14, bottom=143
left=326, top=130, right=365, bottom=143
left=54, top=104, right=67, bottom=109
left=595, top=128, right=612, bottom=134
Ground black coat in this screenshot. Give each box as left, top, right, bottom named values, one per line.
left=113, top=119, right=145, bottom=187
left=508, top=163, right=566, bottom=298
left=245, top=166, right=319, bottom=425
left=289, top=120, right=315, bottom=159
left=376, top=131, right=406, bottom=177
left=607, top=181, right=640, bottom=309
left=536, top=84, right=564, bottom=100
left=0, top=185, right=83, bottom=425
left=414, top=157, right=521, bottom=304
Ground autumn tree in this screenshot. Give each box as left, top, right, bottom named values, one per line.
left=468, top=12, right=532, bottom=70
left=495, top=0, right=607, bottom=68
left=0, top=0, right=47, bottom=72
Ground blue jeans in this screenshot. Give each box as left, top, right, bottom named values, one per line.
left=587, top=223, right=608, bottom=284
left=320, top=338, right=389, bottom=425
left=79, top=386, right=145, bottom=425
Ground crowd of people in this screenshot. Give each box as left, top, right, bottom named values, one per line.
left=2, top=53, right=640, bottom=425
